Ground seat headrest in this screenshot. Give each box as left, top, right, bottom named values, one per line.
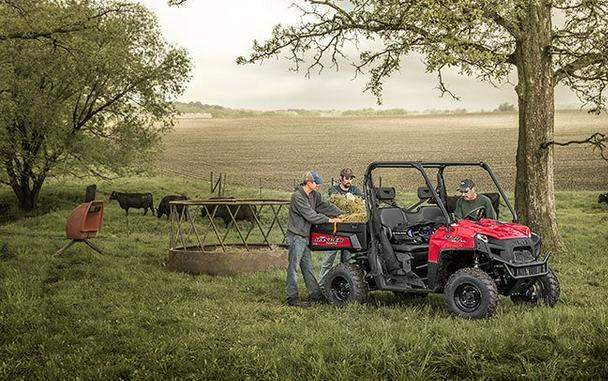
left=375, top=187, right=395, bottom=201
left=417, top=186, right=433, bottom=200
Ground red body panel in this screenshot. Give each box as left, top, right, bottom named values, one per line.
left=428, top=219, right=530, bottom=263
left=310, top=232, right=352, bottom=248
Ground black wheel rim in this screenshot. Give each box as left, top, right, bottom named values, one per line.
left=331, top=276, right=351, bottom=302
left=454, top=283, right=482, bottom=312
left=522, top=280, right=545, bottom=303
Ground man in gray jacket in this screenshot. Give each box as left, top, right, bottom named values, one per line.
left=286, top=170, right=342, bottom=306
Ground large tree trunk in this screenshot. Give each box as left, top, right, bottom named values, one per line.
left=514, top=2, right=561, bottom=250
left=12, top=182, right=38, bottom=212
left=6, top=160, right=44, bottom=212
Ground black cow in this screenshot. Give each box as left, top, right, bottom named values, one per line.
left=157, top=194, right=188, bottom=219
left=599, top=193, right=608, bottom=204
left=84, top=184, right=96, bottom=203
left=200, top=197, right=256, bottom=228
left=109, top=191, right=154, bottom=216
left=431, top=192, right=501, bottom=218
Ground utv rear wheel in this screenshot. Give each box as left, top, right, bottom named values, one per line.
left=510, top=270, right=560, bottom=307
left=444, top=268, right=498, bottom=319
left=322, top=263, right=368, bottom=306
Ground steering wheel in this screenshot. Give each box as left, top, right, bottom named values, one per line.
left=463, top=206, right=486, bottom=221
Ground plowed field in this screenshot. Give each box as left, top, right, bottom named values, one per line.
left=158, top=111, right=608, bottom=192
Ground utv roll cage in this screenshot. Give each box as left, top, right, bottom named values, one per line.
left=362, top=161, right=518, bottom=225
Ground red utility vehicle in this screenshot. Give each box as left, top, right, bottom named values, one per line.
left=310, top=161, right=560, bottom=318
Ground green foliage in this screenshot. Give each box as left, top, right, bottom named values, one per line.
left=0, top=1, right=192, bottom=210
left=237, top=0, right=518, bottom=103
left=1, top=177, right=608, bottom=379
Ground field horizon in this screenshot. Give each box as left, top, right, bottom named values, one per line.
left=158, top=110, right=608, bottom=193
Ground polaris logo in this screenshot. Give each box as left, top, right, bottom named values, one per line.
left=445, top=234, right=462, bottom=242
left=313, top=235, right=346, bottom=246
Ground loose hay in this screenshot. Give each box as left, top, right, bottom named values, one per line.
left=329, top=194, right=368, bottom=223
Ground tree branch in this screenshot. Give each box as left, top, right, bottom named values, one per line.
left=0, top=4, right=136, bottom=41
left=436, top=66, right=460, bottom=100
left=554, top=52, right=606, bottom=83
left=542, top=132, right=608, bottom=161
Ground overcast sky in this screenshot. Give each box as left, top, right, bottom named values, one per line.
left=139, top=0, right=580, bottom=111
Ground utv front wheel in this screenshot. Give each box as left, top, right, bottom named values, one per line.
left=444, top=268, right=498, bottom=319
left=510, top=270, right=560, bottom=307
left=322, top=263, right=368, bottom=306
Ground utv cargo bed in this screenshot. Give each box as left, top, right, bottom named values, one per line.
left=309, top=222, right=368, bottom=251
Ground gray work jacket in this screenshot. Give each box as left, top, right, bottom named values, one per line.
left=286, top=186, right=342, bottom=238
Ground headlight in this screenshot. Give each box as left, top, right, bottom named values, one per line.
left=476, top=234, right=488, bottom=243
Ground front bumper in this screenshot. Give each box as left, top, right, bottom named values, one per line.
left=474, top=235, right=551, bottom=280
left=490, top=252, right=551, bottom=279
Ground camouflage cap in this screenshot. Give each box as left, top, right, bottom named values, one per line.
left=340, top=168, right=355, bottom=178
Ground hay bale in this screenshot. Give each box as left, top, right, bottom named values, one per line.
left=329, top=194, right=368, bottom=223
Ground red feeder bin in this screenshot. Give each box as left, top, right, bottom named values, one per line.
left=54, top=201, right=106, bottom=256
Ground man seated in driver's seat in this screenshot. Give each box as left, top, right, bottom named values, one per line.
left=454, top=179, right=497, bottom=219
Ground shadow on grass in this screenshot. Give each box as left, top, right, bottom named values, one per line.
left=0, top=188, right=84, bottom=225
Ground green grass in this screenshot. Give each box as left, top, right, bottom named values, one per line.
left=1, top=177, right=608, bottom=379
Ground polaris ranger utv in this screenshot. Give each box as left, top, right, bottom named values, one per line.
left=310, top=161, right=560, bottom=319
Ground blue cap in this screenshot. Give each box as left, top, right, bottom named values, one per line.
left=311, top=171, right=323, bottom=185
left=303, top=170, right=323, bottom=185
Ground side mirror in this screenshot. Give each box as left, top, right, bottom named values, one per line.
left=417, top=186, right=432, bottom=200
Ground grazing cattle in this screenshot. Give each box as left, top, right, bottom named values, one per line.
left=200, top=197, right=256, bottom=228
left=430, top=192, right=501, bottom=218
left=157, top=194, right=188, bottom=220
left=109, top=191, right=154, bottom=216
left=599, top=193, right=608, bottom=204
left=84, top=184, right=97, bottom=202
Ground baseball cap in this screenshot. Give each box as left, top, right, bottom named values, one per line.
left=340, top=168, right=355, bottom=178
left=458, top=179, right=475, bottom=193
left=303, top=170, right=323, bottom=185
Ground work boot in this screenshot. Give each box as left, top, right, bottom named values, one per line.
left=287, top=298, right=308, bottom=307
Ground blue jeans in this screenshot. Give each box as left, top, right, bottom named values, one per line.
left=319, top=250, right=352, bottom=281
left=285, top=232, right=322, bottom=303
